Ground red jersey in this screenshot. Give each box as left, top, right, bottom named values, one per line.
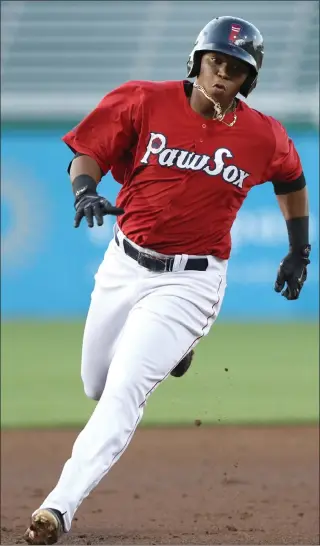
left=62, top=80, right=302, bottom=259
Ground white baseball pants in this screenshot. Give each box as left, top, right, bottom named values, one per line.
left=36, top=227, right=227, bottom=531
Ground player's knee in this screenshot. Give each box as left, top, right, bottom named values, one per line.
left=81, top=360, right=107, bottom=401
left=83, top=382, right=103, bottom=401
left=81, top=371, right=104, bottom=400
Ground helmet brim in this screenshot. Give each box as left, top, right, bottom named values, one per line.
left=189, top=41, right=258, bottom=75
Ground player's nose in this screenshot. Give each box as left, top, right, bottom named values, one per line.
left=216, top=62, right=229, bottom=79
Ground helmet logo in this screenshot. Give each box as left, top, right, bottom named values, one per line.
left=228, top=24, right=241, bottom=43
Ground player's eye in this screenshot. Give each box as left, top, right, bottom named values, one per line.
left=230, top=62, right=247, bottom=76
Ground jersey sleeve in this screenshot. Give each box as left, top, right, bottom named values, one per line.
left=264, top=118, right=303, bottom=184
left=62, top=81, right=142, bottom=175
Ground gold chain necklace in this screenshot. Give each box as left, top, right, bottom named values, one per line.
left=193, top=83, right=237, bottom=127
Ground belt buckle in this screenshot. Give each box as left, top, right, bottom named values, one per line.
left=137, top=252, right=148, bottom=268
left=137, top=252, right=157, bottom=271
left=137, top=250, right=174, bottom=273
left=152, top=255, right=172, bottom=272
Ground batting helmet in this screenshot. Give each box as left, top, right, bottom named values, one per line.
left=187, top=16, right=264, bottom=98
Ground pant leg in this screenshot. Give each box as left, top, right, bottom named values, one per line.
left=37, top=257, right=226, bottom=531
left=80, top=238, right=138, bottom=400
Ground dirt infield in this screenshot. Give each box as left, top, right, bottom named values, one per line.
left=1, top=426, right=319, bottom=545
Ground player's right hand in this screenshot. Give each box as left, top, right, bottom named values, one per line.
left=74, top=192, right=124, bottom=228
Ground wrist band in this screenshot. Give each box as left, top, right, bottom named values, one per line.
left=286, top=216, right=309, bottom=252
left=72, top=174, right=97, bottom=199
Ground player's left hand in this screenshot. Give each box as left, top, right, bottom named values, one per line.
left=274, top=245, right=311, bottom=300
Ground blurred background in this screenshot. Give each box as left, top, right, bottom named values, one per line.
left=1, top=1, right=319, bottom=429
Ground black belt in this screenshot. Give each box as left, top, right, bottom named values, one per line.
left=115, top=232, right=208, bottom=273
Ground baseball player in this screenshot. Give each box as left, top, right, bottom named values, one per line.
left=24, top=16, right=311, bottom=545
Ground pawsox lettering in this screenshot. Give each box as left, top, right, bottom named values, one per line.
left=141, top=132, right=250, bottom=188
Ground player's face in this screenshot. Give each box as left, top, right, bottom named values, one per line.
left=199, top=52, right=249, bottom=101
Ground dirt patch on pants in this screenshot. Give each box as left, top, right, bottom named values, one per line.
left=1, top=426, right=319, bottom=544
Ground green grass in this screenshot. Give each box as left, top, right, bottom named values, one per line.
left=1, top=321, right=319, bottom=428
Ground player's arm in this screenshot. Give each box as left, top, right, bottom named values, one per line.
left=62, top=81, right=141, bottom=228
left=268, top=121, right=311, bottom=300
left=275, top=184, right=309, bottom=250
left=273, top=182, right=310, bottom=300
left=70, top=154, right=102, bottom=184
left=69, top=154, right=123, bottom=228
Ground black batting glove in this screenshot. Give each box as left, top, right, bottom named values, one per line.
left=72, top=174, right=124, bottom=228
left=74, top=193, right=124, bottom=228
left=274, top=245, right=311, bottom=300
